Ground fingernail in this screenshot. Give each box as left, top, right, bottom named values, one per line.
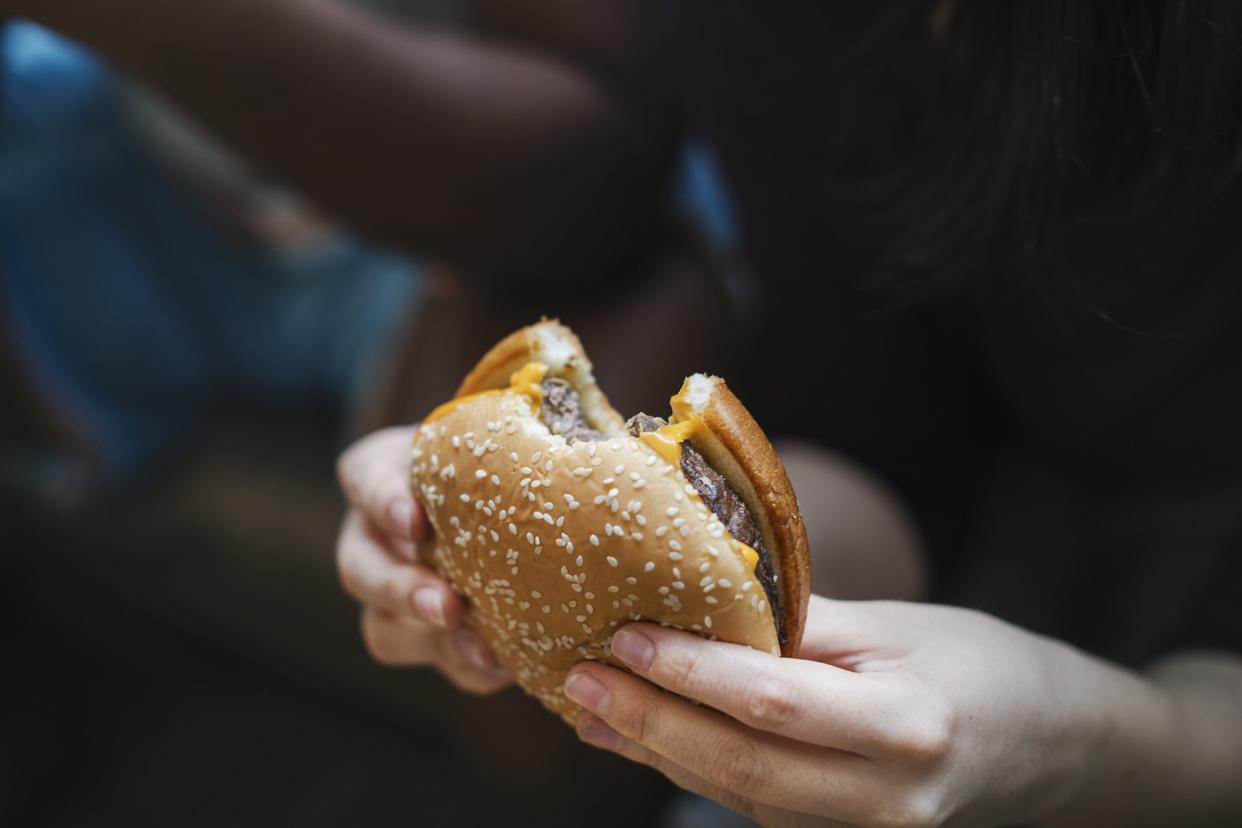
left=564, top=672, right=611, bottom=716
left=413, top=587, right=445, bottom=627
left=456, top=630, right=497, bottom=669
left=387, top=499, right=413, bottom=539
left=611, top=628, right=655, bottom=671
left=576, top=714, right=624, bottom=750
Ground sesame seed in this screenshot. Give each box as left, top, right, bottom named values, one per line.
left=666, top=506, right=679, bottom=517
left=698, top=561, right=711, bottom=573
left=626, top=576, right=638, bottom=585
left=606, top=556, right=618, bottom=567
left=672, top=581, right=685, bottom=590
left=742, top=581, right=753, bottom=592
left=668, top=551, right=683, bottom=562
left=613, top=464, right=625, bottom=474
left=658, top=586, right=670, bottom=595
left=704, top=615, right=713, bottom=628
left=644, top=561, right=655, bottom=573
left=589, top=534, right=600, bottom=546
left=718, top=579, right=732, bottom=588
left=655, top=527, right=668, bottom=538
left=490, top=474, right=501, bottom=486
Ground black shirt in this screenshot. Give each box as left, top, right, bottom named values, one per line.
left=663, top=0, right=1242, bottom=665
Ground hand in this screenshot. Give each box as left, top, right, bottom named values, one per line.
left=337, top=426, right=512, bottom=694
left=564, top=596, right=1113, bottom=827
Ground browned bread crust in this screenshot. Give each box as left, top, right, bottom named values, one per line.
left=680, top=376, right=811, bottom=656
left=410, top=323, right=810, bottom=721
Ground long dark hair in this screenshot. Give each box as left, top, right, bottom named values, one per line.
left=865, top=0, right=1242, bottom=304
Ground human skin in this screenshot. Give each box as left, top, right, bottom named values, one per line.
left=7, top=0, right=678, bottom=285
left=340, top=428, right=1242, bottom=827
left=19, top=1, right=1242, bottom=822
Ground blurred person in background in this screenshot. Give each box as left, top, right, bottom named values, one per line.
left=0, top=4, right=738, bottom=826
left=0, top=18, right=420, bottom=499
left=10, top=1, right=1242, bottom=827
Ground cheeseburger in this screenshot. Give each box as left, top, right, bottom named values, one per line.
left=410, top=321, right=810, bottom=720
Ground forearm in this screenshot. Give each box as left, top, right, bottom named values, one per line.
left=1043, top=648, right=1242, bottom=827
left=19, top=0, right=676, bottom=281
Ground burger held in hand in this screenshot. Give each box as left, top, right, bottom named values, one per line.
left=409, top=321, right=810, bottom=721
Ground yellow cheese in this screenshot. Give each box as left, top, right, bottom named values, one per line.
left=639, top=418, right=702, bottom=465
left=424, top=361, right=549, bottom=423
left=734, top=540, right=760, bottom=571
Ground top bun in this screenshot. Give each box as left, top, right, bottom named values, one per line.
left=410, top=320, right=809, bottom=721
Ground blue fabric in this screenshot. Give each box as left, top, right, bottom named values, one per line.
left=0, top=21, right=421, bottom=488
left=0, top=22, right=738, bottom=492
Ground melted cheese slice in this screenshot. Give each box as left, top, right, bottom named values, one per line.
left=424, top=361, right=549, bottom=423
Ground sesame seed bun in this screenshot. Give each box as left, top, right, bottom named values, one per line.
left=409, top=321, right=809, bottom=722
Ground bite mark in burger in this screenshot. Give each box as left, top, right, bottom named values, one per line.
left=410, top=321, right=810, bottom=722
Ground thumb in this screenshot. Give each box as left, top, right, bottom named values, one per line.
left=795, top=595, right=922, bottom=667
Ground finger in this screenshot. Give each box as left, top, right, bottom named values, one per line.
left=564, top=663, right=875, bottom=819
left=575, top=714, right=835, bottom=828
left=438, top=661, right=514, bottom=696
left=361, top=608, right=451, bottom=666
left=337, top=510, right=464, bottom=626
left=361, top=609, right=507, bottom=677
left=607, top=622, right=921, bottom=755
left=337, top=426, right=428, bottom=543
left=797, top=595, right=920, bottom=667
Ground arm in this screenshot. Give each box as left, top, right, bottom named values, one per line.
left=565, top=599, right=1242, bottom=827
left=1049, top=650, right=1242, bottom=827
left=15, top=0, right=679, bottom=282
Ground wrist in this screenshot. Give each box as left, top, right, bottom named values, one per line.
left=1035, top=644, right=1181, bottom=828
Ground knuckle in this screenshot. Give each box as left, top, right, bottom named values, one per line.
left=660, top=644, right=702, bottom=691
left=336, top=446, right=364, bottom=500
left=619, top=694, right=662, bottom=745
left=360, top=612, right=400, bottom=666
left=896, top=698, right=956, bottom=763
left=741, top=676, right=800, bottom=729
left=704, top=735, right=770, bottom=796
left=381, top=570, right=414, bottom=609
left=867, top=790, right=945, bottom=828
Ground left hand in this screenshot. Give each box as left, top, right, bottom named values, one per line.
left=564, top=596, right=1101, bottom=827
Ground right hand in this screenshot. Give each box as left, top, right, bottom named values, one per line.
left=336, top=426, right=513, bottom=694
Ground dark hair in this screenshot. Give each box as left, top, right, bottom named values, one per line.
left=864, top=0, right=1242, bottom=305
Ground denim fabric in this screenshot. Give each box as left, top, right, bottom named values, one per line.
left=0, top=22, right=421, bottom=488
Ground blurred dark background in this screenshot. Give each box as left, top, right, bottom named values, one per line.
left=0, top=1, right=743, bottom=825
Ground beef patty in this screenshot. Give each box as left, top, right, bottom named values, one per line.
left=540, top=378, right=605, bottom=444
left=627, top=413, right=785, bottom=645
left=537, top=384, right=785, bottom=644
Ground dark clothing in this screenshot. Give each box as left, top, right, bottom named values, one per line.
left=663, top=1, right=1242, bottom=665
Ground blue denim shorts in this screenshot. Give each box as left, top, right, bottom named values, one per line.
left=0, top=22, right=422, bottom=492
